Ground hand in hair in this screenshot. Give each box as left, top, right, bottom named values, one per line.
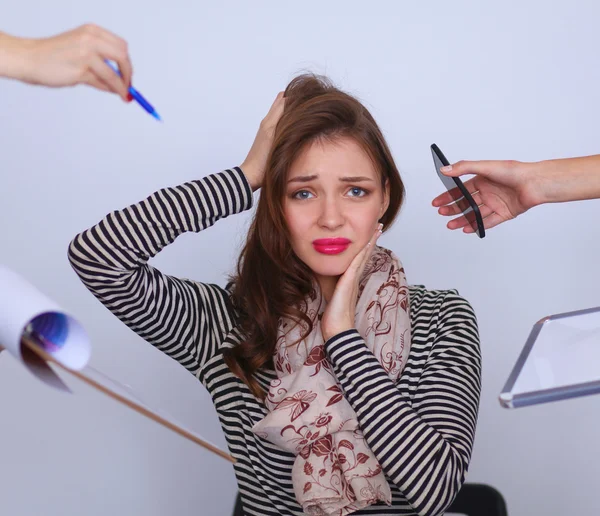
left=240, top=91, right=285, bottom=191
left=320, top=223, right=383, bottom=342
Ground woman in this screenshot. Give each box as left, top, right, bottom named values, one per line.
left=68, top=75, right=481, bottom=516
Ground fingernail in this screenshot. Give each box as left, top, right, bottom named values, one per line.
left=440, top=165, right=452, bottom=173
left=127, top=92, right=133, bottom=102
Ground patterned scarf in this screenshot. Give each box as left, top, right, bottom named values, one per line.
left=252, top=247, right=411, bottom=515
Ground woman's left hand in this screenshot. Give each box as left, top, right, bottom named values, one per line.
left=320, top=223, right=383, bottom=342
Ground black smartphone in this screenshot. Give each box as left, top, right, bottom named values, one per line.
left=431, top=143, right=485, bottom=238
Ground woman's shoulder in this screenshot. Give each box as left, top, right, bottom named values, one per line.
left=407, top=284, right=479, bottom=358
left=408, top=284, right=467, bottom=306
left=407, top=284, right=477, bottom=326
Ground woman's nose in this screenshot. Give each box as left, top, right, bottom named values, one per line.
left=317, top=198, right=345, bottom=230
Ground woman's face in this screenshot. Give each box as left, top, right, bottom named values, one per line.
left=283, top=136, right=389, bottom=282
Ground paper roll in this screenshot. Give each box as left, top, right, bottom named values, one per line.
left=0, top=264, right=91, bottom=379
left=0, top=265, right=235, bottom=462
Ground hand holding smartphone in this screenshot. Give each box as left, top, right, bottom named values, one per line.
left=431, top=143, right=485, bottom=238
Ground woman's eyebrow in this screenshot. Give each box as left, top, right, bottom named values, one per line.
left=339, top=176, right=374, bottom=182
left=287, top=175, right=375, bottom=183
left=288, top=175, right=318, bottom=183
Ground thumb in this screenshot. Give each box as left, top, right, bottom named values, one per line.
left=440, top=160, right=493, bottom=178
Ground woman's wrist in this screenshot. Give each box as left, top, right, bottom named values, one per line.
left=323, top=328, right=358, bottom=352
left=239, top=162, right=261, bottom=192
left=322, top=322, right=356, bottom=345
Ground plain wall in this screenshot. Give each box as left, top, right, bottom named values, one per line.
left=1, top=1, right=599, bottom=514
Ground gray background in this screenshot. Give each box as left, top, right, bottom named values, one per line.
left=1, top=1, right=599, bottom=514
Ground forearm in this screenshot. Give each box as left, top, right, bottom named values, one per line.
left=239, top=163, right=262, bottom=192
left=68, top=167, right=252, bottom=279
left=531, top=154, right=600, bottom=205
left=0, top=32, right=34, bottom=82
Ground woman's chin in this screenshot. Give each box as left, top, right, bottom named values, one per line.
left=295, top=248, right=356, bottom=278
left=307, top=260, right=350, bottom=278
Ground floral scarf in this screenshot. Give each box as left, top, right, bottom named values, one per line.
left=252, top=246, right=411, bottom=515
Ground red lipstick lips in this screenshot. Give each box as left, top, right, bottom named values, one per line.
left=312, top=238, right=351, bottom=255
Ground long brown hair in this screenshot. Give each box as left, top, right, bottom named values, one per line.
left=224, top=74, right=405, bottom=399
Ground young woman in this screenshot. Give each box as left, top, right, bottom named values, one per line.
left=68, top=75, right=481, bottom=516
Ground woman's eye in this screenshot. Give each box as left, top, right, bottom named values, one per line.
left=348, top=187, right=368, bottom=198
left=293, top=190, right=314, bottom=200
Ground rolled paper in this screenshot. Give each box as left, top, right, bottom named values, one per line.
left=0, top=265, right=235, bottom=462
left=0, top=264, right=91, bottom=383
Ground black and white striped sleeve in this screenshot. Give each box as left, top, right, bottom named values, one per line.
left=67, top=167, right=253, bottom=375
left=323, top=293, right=481, bottom=516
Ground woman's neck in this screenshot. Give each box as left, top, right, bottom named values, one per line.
left=317, top=275, right=340, bottom=303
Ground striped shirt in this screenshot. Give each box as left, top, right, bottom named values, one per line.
left=68, top=167, right=481, bottom=516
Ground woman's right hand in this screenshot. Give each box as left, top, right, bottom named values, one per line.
left=241, top=91, right=285, bottom=191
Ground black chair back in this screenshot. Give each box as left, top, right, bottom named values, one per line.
left=233, top=483, right=508, bottom=516
left=446, top=483, right=508, bottom=516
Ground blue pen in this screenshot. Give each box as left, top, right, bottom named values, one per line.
left=104, top=59, right=161, bottom=121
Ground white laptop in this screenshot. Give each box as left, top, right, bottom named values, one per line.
left=500, top=306, right=600, bottom=408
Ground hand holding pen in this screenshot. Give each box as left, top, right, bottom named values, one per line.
left=0, top=24, right=132, bottom=100
left=1, top=24, right=160, bottom=120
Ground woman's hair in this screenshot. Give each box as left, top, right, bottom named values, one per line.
left=223, top=73, right=405, bottom=399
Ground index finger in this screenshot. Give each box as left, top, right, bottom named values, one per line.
left=432, top=190, right=455, bottom=207
left=114, top=52, right=133, bottom=92
left=89, top=55, right=128, bottom=99
left=95, top=27, right=133, bottom=90
left=432, top=176, right=477, bottom=207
